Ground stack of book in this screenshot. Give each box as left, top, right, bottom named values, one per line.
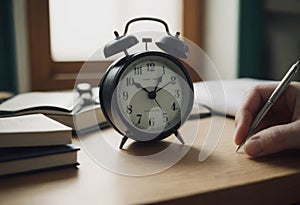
left=0, top=113, right=79, bottom=176
left=0, top=88, right=110, bottom=176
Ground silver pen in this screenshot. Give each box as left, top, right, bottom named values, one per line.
left=236, top=60, right=299, bottom=152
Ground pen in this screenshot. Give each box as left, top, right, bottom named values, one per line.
left=235, top=60, right=299, bottom=152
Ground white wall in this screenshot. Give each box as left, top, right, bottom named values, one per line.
left=202, top=0, right=239, bottom=80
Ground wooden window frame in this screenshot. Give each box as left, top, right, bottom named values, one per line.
left=27, top=0, right=203, bottom=91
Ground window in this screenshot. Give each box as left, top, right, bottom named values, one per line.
left=27, top=0, right=203, bottom=91
left=49, top=0, right=183, bottom=61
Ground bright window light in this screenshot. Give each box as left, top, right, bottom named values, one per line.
left=49, top=0, right=183, bottom=61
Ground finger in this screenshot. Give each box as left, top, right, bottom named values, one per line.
left=234, top=84, right=279, bottom=145
left=234, top=108, right=252, bottom=145
left=243, top=121, right=300, bottom=157
left=239, top=83, right=279, bottom=116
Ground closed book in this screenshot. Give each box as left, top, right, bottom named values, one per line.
left=0, top=114, right=72, bottom=147
left=0, top=144, right=80, bottom=176
left=0, top=89, right=107, bottom=132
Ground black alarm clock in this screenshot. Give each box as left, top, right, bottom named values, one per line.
left=99, top=17, right=194, bottom=149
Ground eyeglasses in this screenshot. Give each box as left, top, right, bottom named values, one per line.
left=75, top=83, right=100, bottom=112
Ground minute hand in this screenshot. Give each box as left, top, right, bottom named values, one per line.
left=156, top=79, right=175, bottom=93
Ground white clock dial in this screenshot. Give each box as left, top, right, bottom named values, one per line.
left=115, top=54, right=192, bottom=138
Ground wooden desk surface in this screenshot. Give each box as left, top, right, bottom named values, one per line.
left=1, top=117, right=300, bottom=205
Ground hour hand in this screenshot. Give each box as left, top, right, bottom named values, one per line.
left=133, top=81, right=150, bottom=93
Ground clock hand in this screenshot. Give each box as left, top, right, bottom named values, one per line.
left=133, top=81, right=150, bottom=93
left=156, top=78, right=175, bottom=93
left=149, top=90, right=163, bottom=111
left=154, top=98, right=162, bottom=109
left=154, top=75, right=163, bottom=92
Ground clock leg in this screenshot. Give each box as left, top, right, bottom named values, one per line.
left=175, top=131, right=185, bottom=144
left=119, top=136, right=129, bottom=149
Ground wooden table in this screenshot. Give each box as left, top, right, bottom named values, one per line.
left=1, top=117, right=300, bottom=204
left=0, top=91, right=12, bottom=103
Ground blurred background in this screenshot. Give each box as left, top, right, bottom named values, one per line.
left=0, top=0, right=299, bottom=94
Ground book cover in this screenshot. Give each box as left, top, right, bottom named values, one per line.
left=0, top=144, right=80, bottom=176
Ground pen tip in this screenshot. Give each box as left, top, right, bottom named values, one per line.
left=235, top=145, right=241, bottom=152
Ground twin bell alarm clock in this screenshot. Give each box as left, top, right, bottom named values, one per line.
left=99, top=17, right=194, bottom=149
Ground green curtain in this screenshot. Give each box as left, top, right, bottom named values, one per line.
left=238, top=0, right=264, bottom=79
left=0, top=0, right=18, bottom=93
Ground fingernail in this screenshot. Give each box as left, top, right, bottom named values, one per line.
left=244, top=137, right=263, bottom=157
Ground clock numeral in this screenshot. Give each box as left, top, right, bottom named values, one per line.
left=136, top=114, right=142, bottom=124
left=162, top=66, right=166, bottom=74
left=171, top=76, right=176, bottom=84
left=127, top=105, right=133, bottom=114
left=149, top=117, right=155, bottom=126
left=171, top=102, right=178, bottom=111
left=134, top=66, right=143, bottom=75
left=146, top=63, right=155, bottom=71
left=123, top=91, right=128, bottom=100
left=174, top=89, right=180, bottom=98
left=126, top=77, right=134, bottom=86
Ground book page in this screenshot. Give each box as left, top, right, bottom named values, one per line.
left=0, top=114, right=71, bottom=133
left=194, top=78, right=277, bottom=116
left=0, top=91, right=75, bottom=112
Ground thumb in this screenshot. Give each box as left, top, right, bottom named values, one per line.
left=243, top=121, right=300, bottom=157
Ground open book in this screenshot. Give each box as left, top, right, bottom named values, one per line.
left=0, top=89, right=107, bottom=133
left=194, top=78, right=277, bottom=117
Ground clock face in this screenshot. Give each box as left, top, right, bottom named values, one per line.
left=112, top=52, right=193, bottom=141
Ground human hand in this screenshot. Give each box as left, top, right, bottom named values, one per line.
left=234, top=82, right=300, bottom=157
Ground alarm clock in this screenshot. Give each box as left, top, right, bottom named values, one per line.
left=99, top=17, right=194, bottom=149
